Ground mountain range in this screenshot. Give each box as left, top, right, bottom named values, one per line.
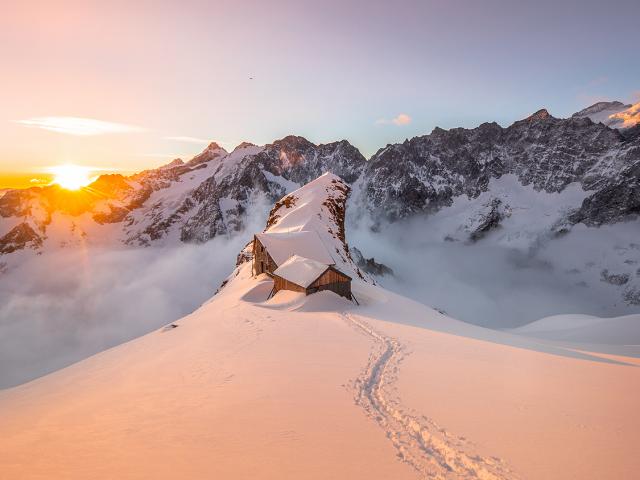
left=1, top=101, right=639, bottom=308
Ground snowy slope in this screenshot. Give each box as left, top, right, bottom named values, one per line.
left=510, top=313, right=640, bottom=345
left=1, top=174, right=639, bottom=480
left=1, top=256, right=638, bottom=479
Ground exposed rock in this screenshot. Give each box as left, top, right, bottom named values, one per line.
left=600, top=269, right=630, bottom=286
left=351, top=247, right=394, bottom=277
left=466, top=198, right=511, bottom=242
left=357, top=110, right=636, bottom=224
left=0, top=223, right=43, bottom=254
left=568, top=158, right=640, bottom=226
left=623, top=287, right=640, bottom=305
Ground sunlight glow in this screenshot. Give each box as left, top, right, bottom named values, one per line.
left=51, top=164, right=94, bottom=190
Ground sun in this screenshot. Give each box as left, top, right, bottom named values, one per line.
left=51, top=164, right=93, bottom=190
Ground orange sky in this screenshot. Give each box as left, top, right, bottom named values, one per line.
left=2, top=1, right=639, bottom=189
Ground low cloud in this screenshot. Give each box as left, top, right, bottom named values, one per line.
left=347, top=213, right=637, bottom=330
left=0, top=241, right=242, bottom=388
left=0, top=202, right=269, bottom=389
left=15, top=117, right=147, bottom=136
left=376, top=113, right=412, bottom=126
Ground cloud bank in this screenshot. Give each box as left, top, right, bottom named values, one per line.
left=348, top=215, right=639, bottom=329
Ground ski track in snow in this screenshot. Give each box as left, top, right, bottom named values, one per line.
left=344, top=313, right=518, bottom=480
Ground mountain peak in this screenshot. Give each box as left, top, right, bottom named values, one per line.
left=572, top=101, right=629, bottom=118
left=273, top=135, right=315, bottom=149
left=233, top=141, right=257, bottom=151
left=160, top=158, right=185, bottom=170
left=187, top=142, right=228, bottom=167
left=571, top=101, right=637, bottom=129
left=525, top=108, right=552, bottom=121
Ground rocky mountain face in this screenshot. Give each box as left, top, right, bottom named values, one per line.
left=357, top=109, right=640, bottom=225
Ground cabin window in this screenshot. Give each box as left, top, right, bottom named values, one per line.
left=260, top=261, right=264, bottom=273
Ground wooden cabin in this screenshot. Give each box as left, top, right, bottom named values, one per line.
left=252, top=231, right=335, bottom=276
left=271, top=255, right=352, bottom=300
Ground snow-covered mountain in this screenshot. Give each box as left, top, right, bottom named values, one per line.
left=572, top=100, right=640, bottom=129
left=1, top=173, right=638, bottom=480
left=2, top=104, right=638, bottom=256
left=357, top=107, right=639, bottom=224
left=1, top=103, right=639, bottom=312
left=0, top=137, right=365, bottom=255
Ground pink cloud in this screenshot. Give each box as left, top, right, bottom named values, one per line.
left=375, top=113, right=412, bottom=126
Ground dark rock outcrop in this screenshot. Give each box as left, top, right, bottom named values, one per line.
left=351, top=247, right=394, bottom=277
left=357, top=109, right=639, bottom=226
left=0, top=223, right=43, bottom=254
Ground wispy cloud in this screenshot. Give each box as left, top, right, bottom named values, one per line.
left=164, top=136, right=211, bottom=144
left=375, top=113, right=412, bottom=126
left=14, top=117, right=147, bottom=136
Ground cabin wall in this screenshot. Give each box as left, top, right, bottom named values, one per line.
left=311, top=269, right=350, bottom=287
left=253, top=237, right=277, bottom=275
left=273, top=276, right=306, bottom=294
left=308, top=281, right=352, bottom=299
left=308, top=269, right=352, bottom=299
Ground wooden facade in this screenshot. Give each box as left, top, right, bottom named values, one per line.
left=253, top=234, right=352, bottom=300
left=272, top=266, right=352, bottom=300
left=252, top=235, right=277, bottom=275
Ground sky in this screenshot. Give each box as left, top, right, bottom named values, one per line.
left=1, top=0, right=639, bottom=187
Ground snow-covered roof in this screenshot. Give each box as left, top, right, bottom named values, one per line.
left=255, top=231, right=334, bottom=266
left=273, top=255, right=330, bottom=288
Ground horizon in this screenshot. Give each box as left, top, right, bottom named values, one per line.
left=2, top=0, right=639, bottom=188
left=1, top=101, right=636, bottom=190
